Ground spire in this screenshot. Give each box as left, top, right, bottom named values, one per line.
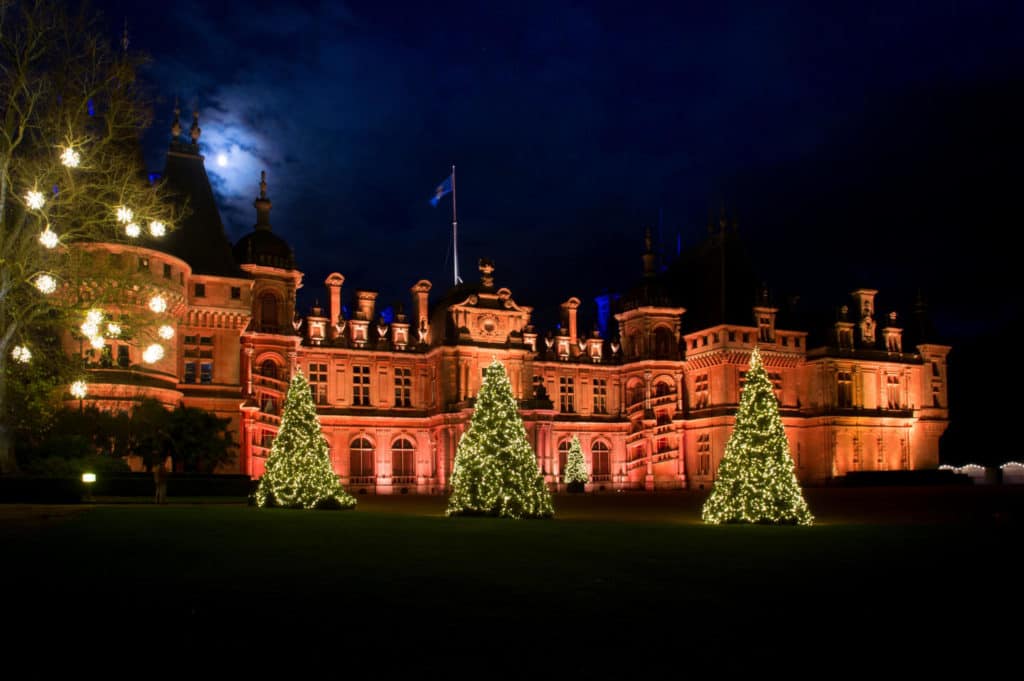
left=171, top=99, right=181, bottom=139
left=642, top=226, right=656, bottom=278
left=254, top=170, right=272, bottom=230
left=190, top=109, right=201, bottom=146
left=121, top=17, right=129, bottom=52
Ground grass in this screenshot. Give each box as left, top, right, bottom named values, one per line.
left=3, top=487, right=1021, bottom=662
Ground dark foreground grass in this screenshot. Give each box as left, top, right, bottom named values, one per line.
left=3, top=488, right=1022, bottom=664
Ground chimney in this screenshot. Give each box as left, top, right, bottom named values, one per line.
left=883, top=311, right=903, bottom=354
left=411, top=280, right=432, bottom=345
left=561, top=297, right=581, bottom=353
left=355, top=290, right=377, bottom=321
left=325, top=272, right=344, bottom=338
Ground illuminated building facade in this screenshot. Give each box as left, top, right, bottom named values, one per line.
left=73, top=116, right=951, bottom=491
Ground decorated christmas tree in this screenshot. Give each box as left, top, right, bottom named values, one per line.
left=564, top=435, right=589, bottom=492
left=702, top=347, right=813, bottom=525
left=255, top=370, right=356, bottom=510
left=447, top=360, right=554, bottom=519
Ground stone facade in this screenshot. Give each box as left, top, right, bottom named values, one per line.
left=69, top=119, right=950, bottom=491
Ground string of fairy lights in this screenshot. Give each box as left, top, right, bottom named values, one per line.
left=701, top=347, right=814, bottom=525
left=564, top=435, right=589, bottom=486
left=14, top=144, right=176, bottom=404
left=446, top=359, right=554, bottom=519
left=254, top=370, right=357, bottom=510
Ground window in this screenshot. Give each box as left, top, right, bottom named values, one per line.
left=309, top=363, right=328, bottom=404
left=231, top=286, right=241, bottom=300
left=697, top=434, right=711, bottom=476
left=350, top=438, right=374, bottom=479
left=758, top=317, right=772, bottom=342
left=260, top=359, right=278, bottom=379
left=99, top=345, right=112, bottom=368
left=653, top=327, right=675, bottom=358
left=559, top=376, right=574, bottom=413
left=654, top=382, right=672, bottom=397
left=183, top=336, right=214, bottom=379
left=394, top=368, right=412, bottom=407
left=532, top=375, right=546, bottom=399
left=795, top=337, right=801, bottom=348
left=781, top=336, right=789, bottom=347
left=627, top=380, right=644, bottom=407
left=742, top=333, right=750, bottom=343
left=593, top=378, right=607, bottom=414
left=138, top=256, right=149, bottom=271
left=837, top=371, right=853, bottom=408
left=352, top=365, right=370, bottom=406
left=768, top=372, right=783, bottom=400
left=886, top=375, right=901, bottom=409
left=728, top=331, right=736, bottom=342
left=259, top=292, right=279, bottom=333
left=163, top=263, right=172, bottom=279
left=117, top=345, right=130, bottom=368
left=694, top=374, right=709, bottom=409
left=392, top=439, right=415, bottom=480
left=592, top=441, right=610, bottom=480
left=108, top=253, right=123, bottom=269
left=558, top=440, right=573, bottom=479
left=194, top=283, right=206, bottom=297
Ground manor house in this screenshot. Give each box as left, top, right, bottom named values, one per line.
left=72, top=113, right=951, bottom=492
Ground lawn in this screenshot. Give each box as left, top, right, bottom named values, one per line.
left=3, top=487, right=1021, bottom=662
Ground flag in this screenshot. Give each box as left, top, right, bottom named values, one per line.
left=429, top=175, right=453, bottom=206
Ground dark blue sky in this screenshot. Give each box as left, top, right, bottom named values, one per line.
left=96, top=0, right=1021, bottom=339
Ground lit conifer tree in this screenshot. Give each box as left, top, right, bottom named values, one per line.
left=447, top=359, right=553, bottom=519
left=255, top=370, right=356, bottom=510
left=702, top=347, right=813, bottom=525
left=563, top=434, right=588, bottom=492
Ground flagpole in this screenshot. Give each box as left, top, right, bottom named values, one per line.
left=451, top=164, right=460, bottom=285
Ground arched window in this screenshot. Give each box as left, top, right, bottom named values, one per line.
left=628, top=331, right=641, bottom=358
left=627, top=379, right=644, bottom=407
left=654, top=381, right=672, bottom=397
left=260, top=359, right=278, bottom=379
left=653, top=327, right=675, bottom=359
left=392, top=438, right=415, bottom=480
left=558, top=439, right=573, bottom=479
left=260, top=292, right=279, bottom=333
left=350, top=438, right=375, bottom=480
left=592, top=441, right=610, bottom=479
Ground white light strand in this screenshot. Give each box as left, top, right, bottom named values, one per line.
left=106, top=322, right=122, bottom=337
left=148, top=294, right=167, bottom=313
left=34, top=274, right=57, bottom=294
left=148, top=221, right=166, bottom=237
left=142, top=343, right=164, bottom=364
left=70, top=380, right=88, bottom=399
left=25, top=190, right=45, bottom=210
left=158, top=325, right=174, bottom=340
left=125, top=222, right=140, bottom=238
left=39, top=226, right=59, bottom=248
left=60, top=147, right=81, bottom=168
left=116, top=206, right=133, bottom=223
left=11, top=346, right=32, bottom=363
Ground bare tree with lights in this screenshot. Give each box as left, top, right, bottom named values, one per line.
left=0, top=0, right=177, bottom=471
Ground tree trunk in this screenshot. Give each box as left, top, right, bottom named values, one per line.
left=0, top=358, right=15, bottom=474
left=152, top=462, right=168, bottom=504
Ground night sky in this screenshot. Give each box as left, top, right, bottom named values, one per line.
left=96, top=0, right=1022, bottom=461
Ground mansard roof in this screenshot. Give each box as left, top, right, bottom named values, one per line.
left=161, top=147, right=242, bottom=277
